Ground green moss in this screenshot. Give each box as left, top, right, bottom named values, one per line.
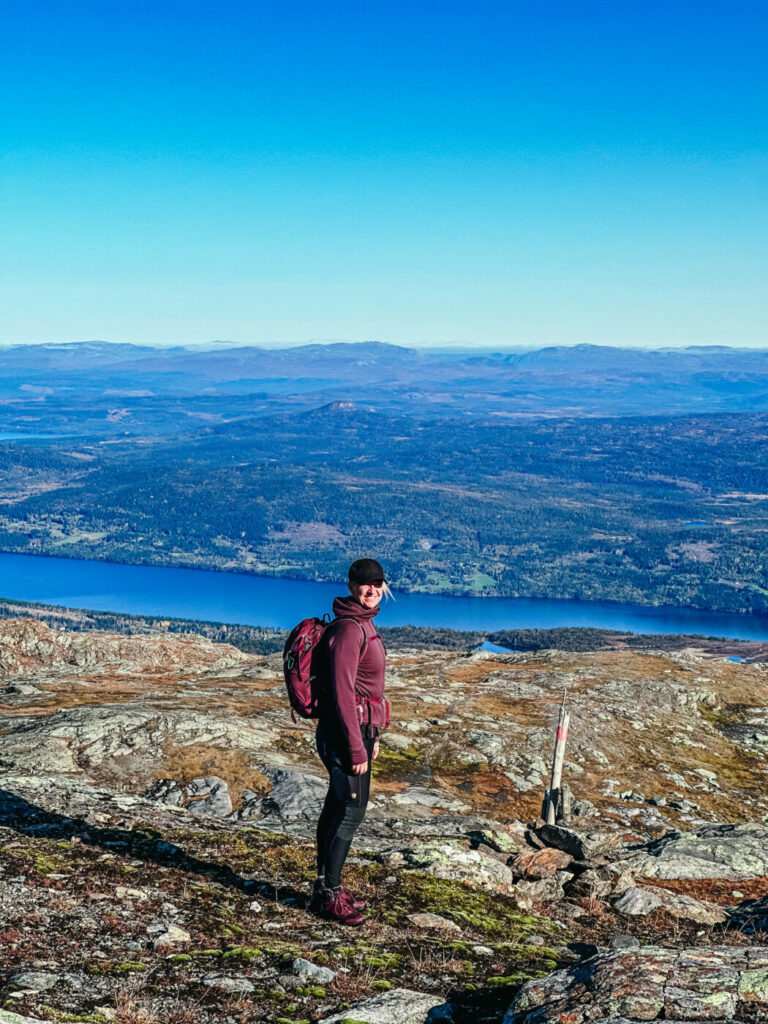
left=37, top=1009, right=111, bottom=1024
left=333, top=944, right=358, bottom=957
left=220, top=922, right=246, bottom=937
left=372, top=745, right=421, bottom=780
left=221, top=945, right=262, bottom=960
left=114, top=961, right=148, bottom=974
left=261, top=942, right=306, bottom=959
left=167, top=953, right=191, bottom=963
left=362, top=953, right=402, bottom=968
left=373, top=980, right=392, bottom=991
left=1, top=845, right=74, bottom=874
left=390, top=872, right=558, bottom=939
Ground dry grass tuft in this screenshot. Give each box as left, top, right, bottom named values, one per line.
left=156, top=741, right=270, bottom=810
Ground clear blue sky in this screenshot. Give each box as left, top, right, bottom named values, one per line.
left=1, top=0, right=766, bottom=348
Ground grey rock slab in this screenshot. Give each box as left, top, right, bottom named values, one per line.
left=382, top=839, right=516, bottom=894
left=150, top=924, right=191, bottom=947
left=620, top=823, right=768, bottom=880
left=515, top=876, right=566, bottom=906
left=8, top=972, right=60, bottom=992
left=469, top=822, right=528, bottom=853
left=0, top=1012, right=51, bottom=1024
left=1, top=705, right=282, bottom=776
left=504, top=946, right=764, bottom=1023
left=319, top=988, right=445, bottom=1023
left=292, top=957, right=336, bottom=983
left=200, top=974, right=256, bottom=994
left=390, top=787, right=469, bottom=813
left=613, top=885, right=664, bottom=915
left=535, top=823, right=620, bottom=861
left=407, top=912, right=462, bottom=933
left=260, top=767, right=328, bottom=820
left=186, top=776, right=233, bottom=818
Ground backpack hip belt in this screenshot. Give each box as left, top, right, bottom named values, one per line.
left=356, top=695, right=390, bottom=729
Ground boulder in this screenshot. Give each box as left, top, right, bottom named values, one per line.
left=0, top=1012, right=50, bottom=1024
left=620, top=824, right=768, bottom=880
left=292, top=957, right=337, bottom=983
left=319, top=988, right=445, bottom=1023
left=728, top=894, right=768, bottom=933
left=510, top=846, right=573, bottom=880
left=515, top=875, right=567, bottom=907
left=534, top=823, right=620, bottom=861
left=186, top=776, right=232, bottom=818
left=407, top=912, right=462, bottom=933
left=613, top=886, right=728, bottom=926
left=613, top=886, right=663, bottom=916
left=504, top=946, right=768, bottom=1023
left=200, top=974, right=256, bottom=994
left=260, top=768, right=328, bottom=821
left=568, top=866, right=614, bottom=899
left=382, top=840, right=516, bottom=894
left=150, top=924, right=191, bottom=948
left=8, top=973, right=60, bottom=993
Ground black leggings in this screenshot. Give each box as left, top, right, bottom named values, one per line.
left=316, top=719, right=375, bottom=890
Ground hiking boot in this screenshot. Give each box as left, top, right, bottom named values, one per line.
left=310, top=880, right=366, bottom=913
left=340, top=885, right=367, bottom=911
left=320, top=886, right=365, bottom=926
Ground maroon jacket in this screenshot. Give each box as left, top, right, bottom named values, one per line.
left=325, top=595, right=387, bottom=765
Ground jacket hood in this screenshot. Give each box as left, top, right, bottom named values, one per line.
left=332, top=595, right=380, bottom=620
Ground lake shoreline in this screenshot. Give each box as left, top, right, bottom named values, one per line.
left=2, top=549, right=768, bottom=640
left=3, top=593, right=768, bottom=663
left=2, top=545, right=766, bottom=620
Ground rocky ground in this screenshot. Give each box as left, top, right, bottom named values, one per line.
left=1, top=618, right=768, bottom=1023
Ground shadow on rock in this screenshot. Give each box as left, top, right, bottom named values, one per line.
left=0, top=788, right=309, bottom=908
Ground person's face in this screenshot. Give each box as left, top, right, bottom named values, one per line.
left=349, top=579, right=384, bottom=610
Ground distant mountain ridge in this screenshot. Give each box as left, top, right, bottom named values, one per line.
left=3, top=340, right=768, bottom=421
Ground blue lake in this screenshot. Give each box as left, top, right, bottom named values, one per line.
left=2, top=552, right=768, bottom=639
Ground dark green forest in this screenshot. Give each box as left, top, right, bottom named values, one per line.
left=1, top=408, right=767, bottom=614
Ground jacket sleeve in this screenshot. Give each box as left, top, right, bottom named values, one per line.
left=327, top=619, right=367, bottom=765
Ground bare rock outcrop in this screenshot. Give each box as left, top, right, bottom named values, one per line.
left=318, top=988, right=446, bottom=1023
left=1, top=705, right=284, bottom=777
left=505, top=946, right=768, bottom=1023
left=0, top=617, right=251, bottom=676
left=620, top=823, right=768, bottom=879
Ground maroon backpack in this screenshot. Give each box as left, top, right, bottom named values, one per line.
left=282, top=614, right=366, bottom=720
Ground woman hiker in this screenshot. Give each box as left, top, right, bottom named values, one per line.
left=311, top=558, right=390, bottom=926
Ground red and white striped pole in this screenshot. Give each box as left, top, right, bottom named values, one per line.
left=545, top=689, right=570, bottom=825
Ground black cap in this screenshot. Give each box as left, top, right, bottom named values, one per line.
left=348, top=558, right=386, bottom=584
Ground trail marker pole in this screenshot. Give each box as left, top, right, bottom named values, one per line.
left=545, top=689, right=570, bottom=825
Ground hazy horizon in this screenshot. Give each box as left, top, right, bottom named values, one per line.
left=3, top=338, right=768, bottom=354
left=2, top=2, right=765, bottom=348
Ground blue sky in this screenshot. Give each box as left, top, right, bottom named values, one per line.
left=1, top=0, right=766, bottom=348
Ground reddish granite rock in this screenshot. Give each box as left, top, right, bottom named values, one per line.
left=510, top=846, right=574, bottom=880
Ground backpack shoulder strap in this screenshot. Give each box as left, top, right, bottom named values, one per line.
left=330, top=616, right=368, bottom=654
